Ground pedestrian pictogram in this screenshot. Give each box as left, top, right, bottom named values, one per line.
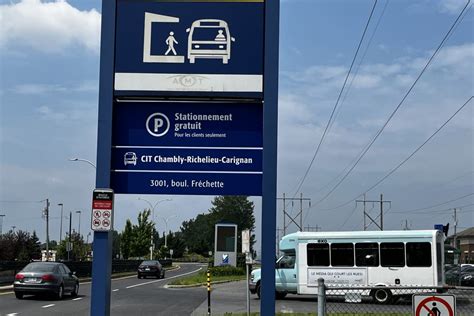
left=94, top=210, right=101, bottom=218
left=413, top=294, right=455, bottom=316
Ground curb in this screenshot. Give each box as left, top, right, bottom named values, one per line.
left=166, top=278, right=245, bottom=289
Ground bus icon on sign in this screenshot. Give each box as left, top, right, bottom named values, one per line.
left=186, top=19, right=236, bottom=64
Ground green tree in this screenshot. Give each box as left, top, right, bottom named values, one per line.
left=56, top=231, right=87, bottom=261
left=180, top=196, right=256, bottom=255
left=112, top=230, right=121, bottom=259
left=130, top=210, right=154, bottom=258
left=120, top=220, right=133, bottom=259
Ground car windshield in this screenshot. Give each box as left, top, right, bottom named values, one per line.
left=141, top=261, right=157, bottom=265
left=22, top=263, right=57, bottom=272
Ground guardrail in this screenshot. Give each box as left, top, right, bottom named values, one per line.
left=0, top=259, right=172, bottom=285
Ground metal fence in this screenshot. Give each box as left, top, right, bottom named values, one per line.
left=316, top=279, right=474, bottom=315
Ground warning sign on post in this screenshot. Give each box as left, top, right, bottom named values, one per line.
left=91, top=189, right=114, bottom=231
left=413, top=294, right=455, bottom=316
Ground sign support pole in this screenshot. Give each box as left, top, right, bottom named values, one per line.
left=261, top=0, right=280, bottom=315
left=91, top=0, right=116, bottom=315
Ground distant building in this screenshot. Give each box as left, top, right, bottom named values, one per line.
left=447, top=227, right=474, bottom=264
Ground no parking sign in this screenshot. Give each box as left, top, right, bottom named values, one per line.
left=413, top=294, right=455, bottom=316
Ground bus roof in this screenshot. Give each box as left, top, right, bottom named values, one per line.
left=280, top=230, right=441, bottom=251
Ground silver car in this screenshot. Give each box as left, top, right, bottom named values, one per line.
left=13, top=262, right=79, bottom=299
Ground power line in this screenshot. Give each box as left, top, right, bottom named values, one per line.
left=309, top=2, right=471, bottom=208
left=291, top=0, right=379, bottom=197
left=313, top=0, right=390, bottom=196
left=310, top=94, right=472, bottom=217
left=388, top=195, right=474, bottom=214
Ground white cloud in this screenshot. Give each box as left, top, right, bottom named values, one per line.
left=0, top=0, right=101, bottom=53
left=11, top=80, right=99, bottom=95
left=438, top=0, right=468, bottom=14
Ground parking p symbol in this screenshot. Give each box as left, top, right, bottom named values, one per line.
left=146, top=113, right=170, bottom=137
left=154, top=118, right=164, bottom=133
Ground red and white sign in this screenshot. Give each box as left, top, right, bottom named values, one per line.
left=413, top=294, right=455, bottom=316
left=91, top=189, right=114, bottom=231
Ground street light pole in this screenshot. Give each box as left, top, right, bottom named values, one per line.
left=68, top=158, right=97, bottom=169
left=76, top=211, right=82, bottom=238
left=160, top=215, right=177, bottom=249
left=58, top=203, right=64, bottom=243
left=137, top=198, right=172, bottom=260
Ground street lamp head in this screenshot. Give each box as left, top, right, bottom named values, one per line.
left=69, top=158, right=79, bottom=161
left=76, top=210, right=82, bottom=214
left=58, top=203, right=63, bottom=206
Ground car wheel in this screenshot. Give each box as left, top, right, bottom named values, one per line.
left=71, top=283, right=79, bottom=297
left=256, top=283, right=261, bottom=300
left=162, top=271, right=165, bottom=279
left=15, top=292, right=23, bottom=299
left=137, top=274, right=141, bottom=279
left=56, top=284, right=64, bottom=300
left=371, top=288, right=392, bottom=304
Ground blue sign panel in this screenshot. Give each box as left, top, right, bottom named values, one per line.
left=110, top=101, right=263, bottom=195
left=114, top=0, right=264, bottom=96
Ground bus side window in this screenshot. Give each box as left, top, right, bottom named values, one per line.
left=406, top=242, right=432, bottom=267
left=307, top=243, right=329, bottom=266
left=355, top=243, right=379, bottom=267
left=331, top=243, right=354, bottom=267
left=380, top=242, right=405, bottom=267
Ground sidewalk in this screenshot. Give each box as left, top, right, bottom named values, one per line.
left=191, top=280, right=259, bottom=315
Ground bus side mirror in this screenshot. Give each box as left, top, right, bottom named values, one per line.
left=186, top=28, right=190, bottom=33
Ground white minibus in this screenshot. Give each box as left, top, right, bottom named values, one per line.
left=249, top=230, right=445, bottom=303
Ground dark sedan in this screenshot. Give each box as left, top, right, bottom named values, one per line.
left=14, top=262, right=79, bottom=299
left=137, top=260, right=165, bottom=279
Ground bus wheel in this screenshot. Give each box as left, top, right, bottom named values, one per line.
left=275, top=291, right=287, bottom=300
left=371, top=288, right=392, bottom=304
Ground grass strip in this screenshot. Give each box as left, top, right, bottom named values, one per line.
left=168, top=270, right=246, bottom=286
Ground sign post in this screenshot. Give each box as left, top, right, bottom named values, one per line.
left=93, top=0, right=278, bottom=314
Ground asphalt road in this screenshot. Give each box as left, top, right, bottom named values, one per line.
left=0, top=263, right=207, bottom=316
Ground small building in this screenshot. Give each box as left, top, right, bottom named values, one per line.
left=447, top=227, right=474, bottom=264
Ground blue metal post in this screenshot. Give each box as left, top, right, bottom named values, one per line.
left=91, top=0, right=116, bottom=315
left=261, top=0, right=280, bottom=315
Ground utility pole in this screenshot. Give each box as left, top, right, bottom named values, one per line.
left=43, top=199, right=50, bottom=261
left=0, top=214, right=5, bottom=235
left=402, top=219, right=410, bottom=230
left=453, top=208, right=458, bottom=249
left=58, top=203, right=64, bottom=243
left=277, top=193, right=311, bottom=235
left=68, top=211, right=72, bottom=261
left=305, top=225, right=321, bottom=232
left=356, top=194, right=391, bottom=231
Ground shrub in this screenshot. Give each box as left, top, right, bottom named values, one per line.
left=209, top=265, right=245, bottom=276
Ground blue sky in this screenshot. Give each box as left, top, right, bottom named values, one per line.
left=0, top=0, right=472, bottom=254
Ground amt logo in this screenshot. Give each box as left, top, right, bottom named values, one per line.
left=146, top=113, right=170, bottom=137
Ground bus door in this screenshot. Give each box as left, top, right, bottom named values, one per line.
left=276, top=252, right=297, bottom=293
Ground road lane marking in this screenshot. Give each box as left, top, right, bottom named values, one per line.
left=6, top=313, right=18, bottom=316
left=80, top=265, right=182, bottom=285
left=72, top=297, right=83, bottom=301
left=112, top=289, right=119, bottom=292
left=126, top=267, right=203, bottom=289
left=42, top=304, right=55, bottom=308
